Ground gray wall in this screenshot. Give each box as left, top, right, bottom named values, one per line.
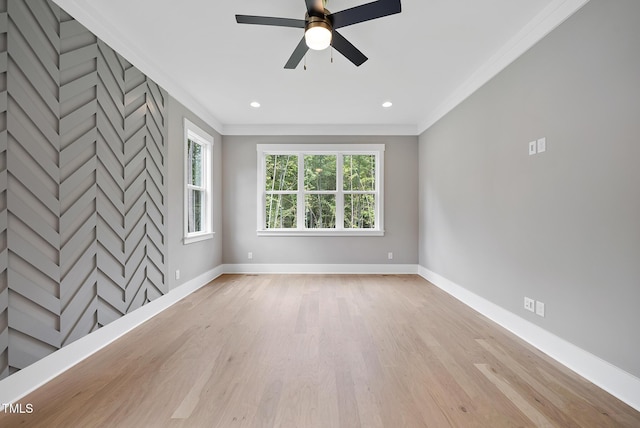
left=222, top=135, right=419, bottom=265
left=167, top=97, right=222, bottom=290
left=419, top=0, right=640, bottom=377
left=0, top=0, right=170, bottom=379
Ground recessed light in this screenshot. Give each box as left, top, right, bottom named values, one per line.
left=250, top=101, right=261, bottom=108
left=382, top=101, right=393, bottom=108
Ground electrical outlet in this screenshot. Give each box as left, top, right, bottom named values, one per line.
left=388, top=252, right=393, bottom=260
left=175, top=269, right=180, bottom=280
left=536, top=301, right=545, bottom=317
left=524, top=297, right=535, bottom=312
left=248, top=252, right=253, bottom=260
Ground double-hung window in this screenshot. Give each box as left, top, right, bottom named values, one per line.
left=257, top=144, right=384, bottom=236
left=184, top=118, right=214, bottom=244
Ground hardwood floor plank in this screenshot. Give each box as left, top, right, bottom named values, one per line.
left=252, top=379, right=283, bottom=428
left=475, top=363, right=555, bottom=427
left=1, top=274, right=639, bottom=427
left=171, top=353, right=218, bottom=419
left=476, top=338, right=592, bottom=427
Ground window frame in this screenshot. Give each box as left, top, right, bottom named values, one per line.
left=183, top=118, right=214, bottom=244
left=256, top=144, right=385, bottom=236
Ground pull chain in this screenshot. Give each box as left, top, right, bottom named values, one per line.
left=331, top=45, right=333, bottom=63
left=304, top=53, right=307, bottom=70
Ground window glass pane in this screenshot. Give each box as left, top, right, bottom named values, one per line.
left=188, top=139, right=203, bottom=187
left=265, top=194, right=297, bottom=228
left=343, top=154, right=375, bottom=191
left=344, top=194, right=376, bottom=229
left=305, top=194, right=336, bottom=228
left=304, top=155, right=336, bottom=191
left=188, top=189, right=204, bottom=233
left=265, top=154, right=298, bottom=191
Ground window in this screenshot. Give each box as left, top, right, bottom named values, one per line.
left=257, top=144, right=384, bottom=236
left=184, top=118, right=214, bottom=244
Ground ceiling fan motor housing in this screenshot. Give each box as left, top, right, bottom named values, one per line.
left=304, top=11, right=333, bottom=50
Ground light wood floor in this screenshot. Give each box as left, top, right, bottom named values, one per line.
left=1, top=274, right=639, bottom=427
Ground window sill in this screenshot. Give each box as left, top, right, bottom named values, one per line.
left=183, top=232, right=215, bottom=245
left=257, top=229, right=384, bottom=237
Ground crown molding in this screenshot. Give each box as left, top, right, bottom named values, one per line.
left=53, top=0, right=589, bottom=138
left=222, top=123, right=419, bottom=136
left=51, top=0, right=225, bottom=134
left=417, top=0, right=590, bottom=134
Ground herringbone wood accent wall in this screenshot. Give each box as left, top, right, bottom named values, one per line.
left=0, top=0, right=168, bottom=380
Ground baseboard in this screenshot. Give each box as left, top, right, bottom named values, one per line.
left=222, top=263, right=419, bottom=274
left=0, top=265, right=225, bottom=405
left=0, top=263, right=416, bottom=404
left=418, top=266, right=640, bottom=412
left=10, top=264, right=636, bottom=413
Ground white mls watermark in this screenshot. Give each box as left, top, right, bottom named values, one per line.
left=2, top=403, right=34, bottom=414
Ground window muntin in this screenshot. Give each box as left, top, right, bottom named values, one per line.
left=184, top=119, right=214, bottom=243
left=257, top=144, right=384, bottom=236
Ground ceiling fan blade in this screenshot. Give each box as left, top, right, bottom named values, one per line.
left=305, top=0, right=324, bottom=15
left=284, top=37, right=309, bottom=69
left=236, top=15, right=305, bottom=28
left=331, top=30, right=367, bottom=66
left=329, top=0, right=401, bottom=29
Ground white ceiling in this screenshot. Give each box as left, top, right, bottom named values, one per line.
left=53, top=0, right=588, bottom=135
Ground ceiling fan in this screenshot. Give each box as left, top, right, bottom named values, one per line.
left=235, top=0, right=402, bottom=69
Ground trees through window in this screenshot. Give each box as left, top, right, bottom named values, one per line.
left=258, top=144, right=384, bottom=235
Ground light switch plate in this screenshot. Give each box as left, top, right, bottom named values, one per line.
left=537, top=137, right=546, bottom=153
left=529, top=141, right=537, bottom=155
left=536, top=301, right=545, bottom=317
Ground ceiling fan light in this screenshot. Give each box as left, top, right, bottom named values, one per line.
left=305, top=21, right=332, bottom=50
